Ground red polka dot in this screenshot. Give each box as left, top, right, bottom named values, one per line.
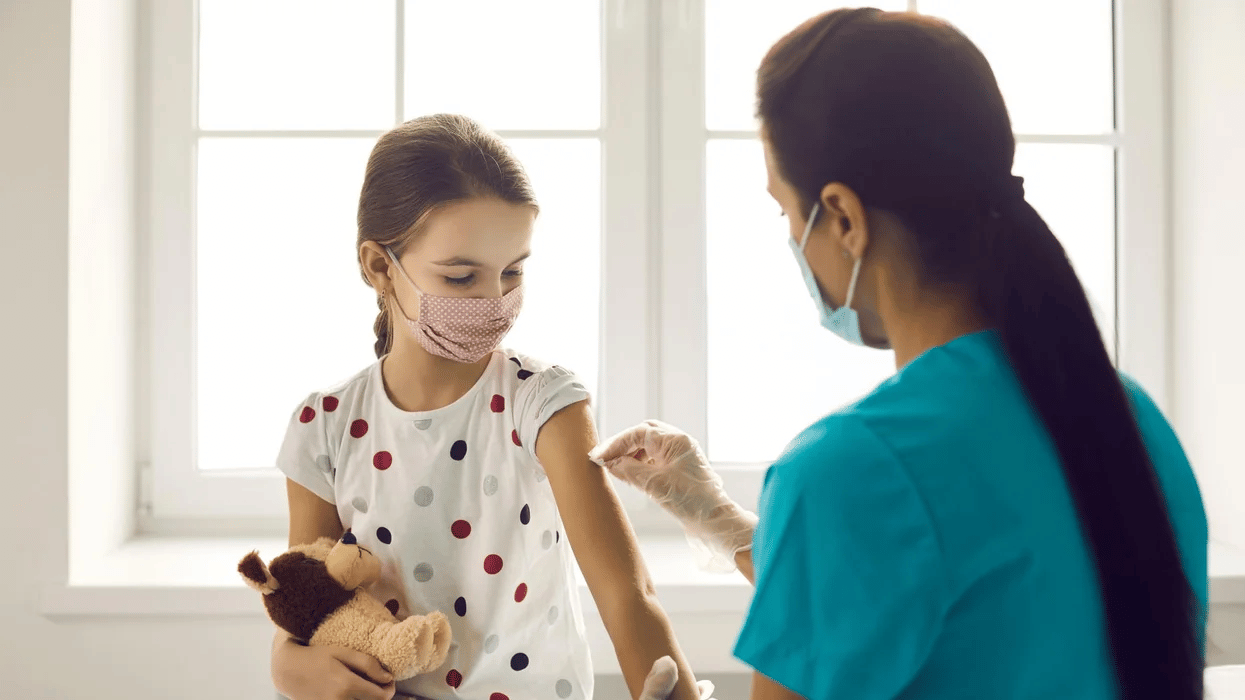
left=484, top=554, right=504, bottom=575
left=491, top=394, right=505, bottom=412
left=299, top=407, right=315, bottom=423
left=514, top=583, right=527, bottom=602
left=490, top=694, right=509, bottom=700
left=446, top=669, right=462, bottom=688
left=373, top=451, right=392, bottom=470
left=385, top=599, right=399, bottom=616
left=512, top=430, right=521, bottom=446
left=322, top=396, right=339, bottom=412
left=350, top=419, right=368, bottom=438
left=451, top=520, right=472, bottom=539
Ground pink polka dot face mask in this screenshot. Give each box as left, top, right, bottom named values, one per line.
left=385, top=247, right=524, bottom=363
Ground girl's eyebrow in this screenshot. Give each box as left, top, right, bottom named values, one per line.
left=432, top=252, right=531, bottom=268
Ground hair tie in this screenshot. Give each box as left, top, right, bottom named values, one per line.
left=989, top=175, right=1027, bottom=219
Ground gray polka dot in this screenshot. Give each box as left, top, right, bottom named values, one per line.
left=315, top=454, right=332, bottom=473
left=541, top=530, right=553, bottom=549
left=351, top=496, right=368, bottom=514
left=483, top=475, right=499, bottom=496
left=413, top=486, right=434, bottom=507
left=534, top=469, right=547, bottom=483
left=547, top=605, right=559, bottom=624
left=413, top=562, right=434, bottom=582
left=484, top=634, right=499, bottom=653
left=413, top=419, right=432, bottom=430
left=556, top=679, right=573, bottom=698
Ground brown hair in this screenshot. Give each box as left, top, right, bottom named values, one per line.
left=758, top=9, right=1200, bottom=699
left=357, top=114, right=538, bottom=357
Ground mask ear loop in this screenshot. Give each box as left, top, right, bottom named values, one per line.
left=799, top=202, right=821, bottom=252
left=843, top=255, right=863, bottom=309
left=383, top=247, right=422, bottom=320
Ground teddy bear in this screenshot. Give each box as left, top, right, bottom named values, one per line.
left=238, top=531, right=452, bottom=680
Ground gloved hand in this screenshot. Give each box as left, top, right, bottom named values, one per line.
left=639, top=656, right=717, bottom=700
left=590, top=420, right=757, bottom=573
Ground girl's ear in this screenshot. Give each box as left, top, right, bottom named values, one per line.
left=359, top=241, right=393, bottom=293
left=238, top=551, right=280, bottom=595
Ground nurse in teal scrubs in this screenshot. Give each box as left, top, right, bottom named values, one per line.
left=591, top=7, right=1208, bottom=700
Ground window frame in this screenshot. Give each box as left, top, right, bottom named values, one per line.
left=139, top=0, right=1169, bottom=532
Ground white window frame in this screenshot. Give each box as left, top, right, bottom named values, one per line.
left=139, top=0, right=1169, bottom=533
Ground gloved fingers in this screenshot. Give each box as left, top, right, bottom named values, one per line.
left=590, top=422, right=661, bottom=465
left=638, top=655, right=679, bottom=700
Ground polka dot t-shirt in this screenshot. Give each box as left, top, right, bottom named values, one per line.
left=277, top=350, right=593, bottom=700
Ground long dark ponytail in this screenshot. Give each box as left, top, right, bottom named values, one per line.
left=757, top=9, right=1200, bottom=698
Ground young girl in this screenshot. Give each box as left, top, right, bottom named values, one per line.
left=268, top=114, right=700, bottom=700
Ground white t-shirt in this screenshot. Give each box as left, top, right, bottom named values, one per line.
left=277, top=349, right=594, bottom=700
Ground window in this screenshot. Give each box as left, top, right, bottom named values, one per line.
left=142, top=0, right=1167, bottom=529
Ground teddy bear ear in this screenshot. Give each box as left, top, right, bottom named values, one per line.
left=238, top=551, right=280, bottom=595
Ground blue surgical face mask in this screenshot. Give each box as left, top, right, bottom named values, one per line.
left=787, top=202, right=865, bottom=345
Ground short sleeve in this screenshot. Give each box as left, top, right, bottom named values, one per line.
left=733, top=416, right=947, bottom=699
left=514, top=364, right=592, bottom=465
left=275, top=394, right=337, bottom=504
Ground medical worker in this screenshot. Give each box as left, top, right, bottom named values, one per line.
left=594, top=8, right=1208, bottom=700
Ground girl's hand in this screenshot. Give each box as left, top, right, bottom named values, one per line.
left=272, top=636, right=396, bottom=700
left=590, top=420, right=757, bottom=572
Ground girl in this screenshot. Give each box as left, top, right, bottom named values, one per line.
left=269, top=114, right=699, bottom=700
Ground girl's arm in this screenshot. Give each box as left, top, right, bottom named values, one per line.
left=536, top=400, right=700, bottom=700
left=272, top=480, right=395, bottom=700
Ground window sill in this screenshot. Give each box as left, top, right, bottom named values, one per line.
left=40, top=534, right=755, bottom=675
left=37, top=535, right=1245, bottom=671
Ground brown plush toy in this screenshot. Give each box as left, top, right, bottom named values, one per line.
left=238, top=531, right=452, bottom=680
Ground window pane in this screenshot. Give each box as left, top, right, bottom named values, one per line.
left=197, top=138, right=379, bottom=470
left=1013, top=143, right=1117, bottom=353
left=198, top=1, right=395, bottom=130
left=706, top=139, right=896, bottom=464
left=918, top=0, right=1114, bottom=134
left=404, top=1, right=600, bottom=130
left=704, top=1, right=909, bottom=132
left=501, top=139, right=602, bottom=398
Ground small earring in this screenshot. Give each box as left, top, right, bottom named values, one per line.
left=379, top=290, right=387, bottom=308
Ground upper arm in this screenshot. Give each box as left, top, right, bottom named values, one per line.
left=534, top=400, right=655, bottom=617
left=733, top=417, right=946, bottom=699
left=286, top=478, right=343, bottom=548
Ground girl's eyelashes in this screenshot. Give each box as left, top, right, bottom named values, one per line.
left=444, top=269, right=522, bottom=286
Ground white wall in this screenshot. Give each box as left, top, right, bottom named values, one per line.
left=1171, top=0, right=1245, bottom=553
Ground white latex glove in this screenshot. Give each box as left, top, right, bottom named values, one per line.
left=590, top=420, right=757, bottom=573
left=639, top=656, right=717, bottom=700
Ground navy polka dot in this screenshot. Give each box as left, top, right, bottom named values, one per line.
left=509, top=357, right=522, bottom=367
left=454, top=596, right=467, bottom=617
left=377, top=527, right=392, bottom=544
left=520, top=504, right=531, bottom=525
left=511, top=653, right=529, bottom=671
left=517, top=369, right=534, bottom=380
left=450, top=440, right=468, bottom=461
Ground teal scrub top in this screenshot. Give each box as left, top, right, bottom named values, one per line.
left=732, top=331, right=1208, bottom=699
